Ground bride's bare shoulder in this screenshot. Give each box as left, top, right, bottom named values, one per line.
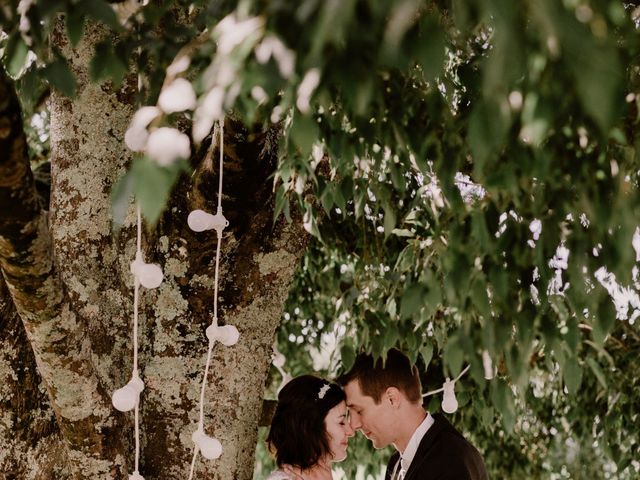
left=265, top=469, right=295, bottom=480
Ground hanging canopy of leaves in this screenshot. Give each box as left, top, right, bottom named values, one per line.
left=2, top=0, right=640, bottom=478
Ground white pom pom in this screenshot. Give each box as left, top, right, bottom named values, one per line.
left=158, top=78, right=197, bottom=114
left=124, top=107, right=161, bottom=152
left=146, top=127, right=191, bottom=166
left=129, top=472, right=145, bottom=480
left=124, top=127, right=149, bottom=152
left=206, top=324, right=240, bottom=346
left=192, top=429, right=222, bottom=460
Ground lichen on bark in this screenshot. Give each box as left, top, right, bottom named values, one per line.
left=2, top=16, right=308, bottom=480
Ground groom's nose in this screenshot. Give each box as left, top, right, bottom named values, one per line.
left=349, top=415, right=362, bottom=431
left=345, top=422, right=355, bottom=437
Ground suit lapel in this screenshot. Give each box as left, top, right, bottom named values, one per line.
left=403, top=414, right=449, bottom=480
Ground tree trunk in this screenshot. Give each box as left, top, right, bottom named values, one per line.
left=0, top=20, right=306, bottom=480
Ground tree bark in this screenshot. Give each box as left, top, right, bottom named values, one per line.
left=1, top=56, right=129, bottom=478
left=0, top=19, right=308, bottom=479
left=0, top=274, right=69, bottom=479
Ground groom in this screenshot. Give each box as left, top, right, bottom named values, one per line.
left=338, top=349, right=488, bottom=480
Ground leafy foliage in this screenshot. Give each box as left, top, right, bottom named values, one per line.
left=3, top=0, right=640, bottom=478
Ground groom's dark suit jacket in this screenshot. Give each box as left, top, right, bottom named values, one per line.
left=384, top=414, right=488, bottom=480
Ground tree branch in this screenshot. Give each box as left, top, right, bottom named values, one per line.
left=0, top=66, right=127, bottom=478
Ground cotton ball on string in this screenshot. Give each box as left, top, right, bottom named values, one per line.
left=188, top=207, right=228, bottom=234
left=441, top=378, right=458, bottom=414
left=146, top=127, right=191, bottom=166
left=130, top=254, right=164, bottom=289
left=124, top=106, right=161, bottom=152
left=158, top=78, right=197, bottom=114
left=206, top=324, right=240, bottom=346
left=112, top=374, right=145, bottom=412
left=192, top=428, right=223, bottom=460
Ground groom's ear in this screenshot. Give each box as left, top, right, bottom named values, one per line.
left=385, top=387, right=402, bottom=409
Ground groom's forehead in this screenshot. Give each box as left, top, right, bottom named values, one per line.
left=344, top=379, right=372, bottom=405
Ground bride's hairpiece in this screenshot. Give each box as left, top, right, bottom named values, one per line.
left=317, top=383, right=331, bottom=400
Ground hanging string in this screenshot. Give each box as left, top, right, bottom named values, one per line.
left=217, top=119, right=224, bottom=210
left=213, top=119, right=224, bottom=324
left=422, top=365, right=471, bottom=397
left=133, top=205, right=142, bottom=475
left=188, top=119, right=226, bottom=480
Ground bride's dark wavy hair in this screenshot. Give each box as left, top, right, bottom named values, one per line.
left=266, top=375, right=346, bottom=470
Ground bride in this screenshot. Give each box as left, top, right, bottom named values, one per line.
left=266, top=375, right=354, bottom=479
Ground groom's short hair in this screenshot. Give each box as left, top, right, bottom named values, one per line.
left=338, top=348, right=421, bottom=404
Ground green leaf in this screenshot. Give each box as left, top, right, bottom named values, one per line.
left=468, top=100, right=510, bottom=177
left=586, top=357, right=607, bottom=389
left=44, top=59, right=76, bottom=97
left=340, top=340, right=356, bottom=371
left=471, top=214, right=492, bottom=251
left=416, top=14, right=445, bottom=82
left=444, top=335, right=463, bottom=377
left=130, top=157, right=190, bottom=226
left=563, top=356, right=583, bottom=395
left=383, top=324, right=400, bottom=350
left=290, top=115, right=318, bottom=157
left=333, top=183, right=346, bottom=212
left=37, top=0, right=66, bottom=18
left=568, top=38, right=622, bottom=132
left=383, top=202, right=397, bottom=238
left=319, top=185, right=333, bottom=213
left=470, top=280, right=491, bottom=320
left=420, top=343, right=433, bottom=370
left=481, top=404, right=494, bottom=428
left=491, top=380, right=515, bottom=432
left=593, top=298, right=615, bottom=345
left=66, top=8, right=86, bottom=46
left=16, top=66, right=48, bottom=114
left=274, top=186, right=290, bottom=222
left=111, top=167, right=136, bottom=230
left=7, top=35, right=29, bottom=77
left=82, top=0, right=120, bottom=29
left=89, top=42, right=128, bottom=87
left=353, top=185, right=365, bottom=218
left=422, top=281, right=441, bottom=319
left=400, top=283, right=424, bottom=320
left=564, top=316, right=580, bottom=353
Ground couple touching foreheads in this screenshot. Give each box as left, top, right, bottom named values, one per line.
left=266, top=349, right=488, bottom=480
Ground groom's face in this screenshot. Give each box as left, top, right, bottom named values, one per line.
left=344, top=380, right=394, bottom=449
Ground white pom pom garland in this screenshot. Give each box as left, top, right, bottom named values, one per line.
left=187, top=119, right=240, bottom=480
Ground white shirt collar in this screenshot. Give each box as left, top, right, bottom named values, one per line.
left=400, top=412, right=434, bottom=475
